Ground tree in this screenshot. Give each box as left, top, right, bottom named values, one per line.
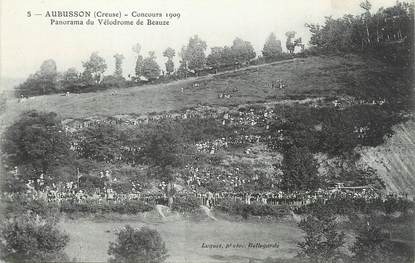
left=262, top=33, right=283, bottom=61
left=350, top=221, right=412, bottom=263
left=142, top=51, right=161, bottom=80
left=39, top=59, right=58, bottom=79
left=15, top=59, right=59, bottom=97
left=305, top=1, right=414, bottom=56
left=231, top=37, right=256, bottom=65
left=77, top=123, right=126, bottom=164
left=297, top=214, right=346, bottom=263
left=62, top=67, right=79, bottom=82
left=82, top=52, right=107, bottom=83
left=182, top=35, right=207, bottom=73
left=108, top=225, right=168, bottom=263
left=206, top=47, right=224, bottom=70
left=285, top=31, right=297, bottom=54
left=305, top=23, right=323, bottom=47
left=163, top=47, right=175, bottom=61
left=163, top=47, right=175, bottom=75
left=113, top=53, right=125, bottom=78
left=1, top=111, right=75, bottom=190
left=221, top=46, right=234, bottom=65
left=0, top=214, right=69, bottom=263
left=164, top=60, right=174, bottom=76
left=360, top=0, right=372, bottom=45
left=141, top=121, right=185, bottom=207
left=278, top=146, right=320, bottom=191
left=132, top=43, right=144, bottom=79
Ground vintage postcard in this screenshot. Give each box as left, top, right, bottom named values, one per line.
left=0, top=0, right=414, bottom=262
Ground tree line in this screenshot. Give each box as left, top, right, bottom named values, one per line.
left=306, top=0, right=413, bottom=65
left=14, top=1, right=414, bottom=98
left=15, top=31, right=302, bottom=97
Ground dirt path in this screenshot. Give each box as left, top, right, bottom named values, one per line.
left=155, top=204, right=167, bottom=218
left=200, top=205, right=218, bottom=221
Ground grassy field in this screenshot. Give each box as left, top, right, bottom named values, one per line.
left=0, top=55, right=380, bottom=129
left=60, top=215, right=302, bottom=263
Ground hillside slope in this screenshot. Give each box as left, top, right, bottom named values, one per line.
left=1, top=54, right=413, bottom=197
left=0, top=55, right=382, bottom=129
left=359, top=119, right=415, bottom=197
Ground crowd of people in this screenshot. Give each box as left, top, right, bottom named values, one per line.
left=331, top=96, right=387, bottom=109
left=181, top=164, right=272, bottom=193
left=63, top=103, right=277, bottom=134
left=11, top=96, right=409, bottom=214
left=2, top=179, right=411, bottom=212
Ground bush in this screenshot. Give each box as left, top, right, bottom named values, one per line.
left=112, top=200, right=153, bottom=214
left=102, top=75, right=126, bottom=89
left=171, top=196, right=201, bottom=213
left=351, top=223, right=414, bottom=263
left=294, top=198, right=415, bottom=216
left=269, top=104, right=403, bottom=157
left=62, top=81, right=113, bottom=94
left=0, top=214, right=69, bottom=263
left=297, top=214, right=346, bottom=262
left=108, top=225, right=168, bottom=263
left=59, top=200, right=153, bottom=215
left=3, top=197, right=59, bottom=219
left=15, top=75, right=58, bottom=97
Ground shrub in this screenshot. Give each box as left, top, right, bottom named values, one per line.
left=102, top=75, right=126, bottom=89
left=294, top=198, right=415, bottom=216
left=297, top=214, right=346, bottom=262
left=1, top=111, right=76, bottom=188
left=3, top=197, right=59, bottom=220
left=108, top=225, right=168, bottom=263
left=171, top=196, right=201, bottom=213
left=112, top=200, right=153, bottom=214
left=62, top=80, right=115, bottom=94
left=351, top=223, right=414, bottom=263
left=59, top=200, right=153, bottom=215
left=15, top=75, right=58, bottom=97
left=0, top=214, right=69, bottom=263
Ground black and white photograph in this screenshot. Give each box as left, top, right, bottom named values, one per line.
left=0, top=0, right=414, bottom=262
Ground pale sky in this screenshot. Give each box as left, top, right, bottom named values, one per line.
left=0, top=0, right=398, bottom=82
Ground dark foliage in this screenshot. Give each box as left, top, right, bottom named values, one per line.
left=351, top=222, right=414, bottom=263
left=171, top=196, right=201, bottom=213
left=0, top=214, right=69, bottom=263
left=297, top=214, right=346, bottom=263
left=306, top=2, right=414, bottom=66
left=2, top=196, right=59, bottom=219
left=59, top=200, right=153, bottom=215
left=268, top=104, right=402, bottom=157
left=294, top=197, right=415, bottom=216
left=108, top=225, right=168, bottom=263
left=1, top=111, right=76, bottom=190
left=278, top=146, right=321, bottom=192
left=15, top=75, right=58, bottom=97
left=215, top=199, right=290, bottom=219
left=77, top=123, right=127, bottom=163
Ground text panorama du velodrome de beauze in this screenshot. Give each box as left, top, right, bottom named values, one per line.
left=32, top=10, right=181, bottom=26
